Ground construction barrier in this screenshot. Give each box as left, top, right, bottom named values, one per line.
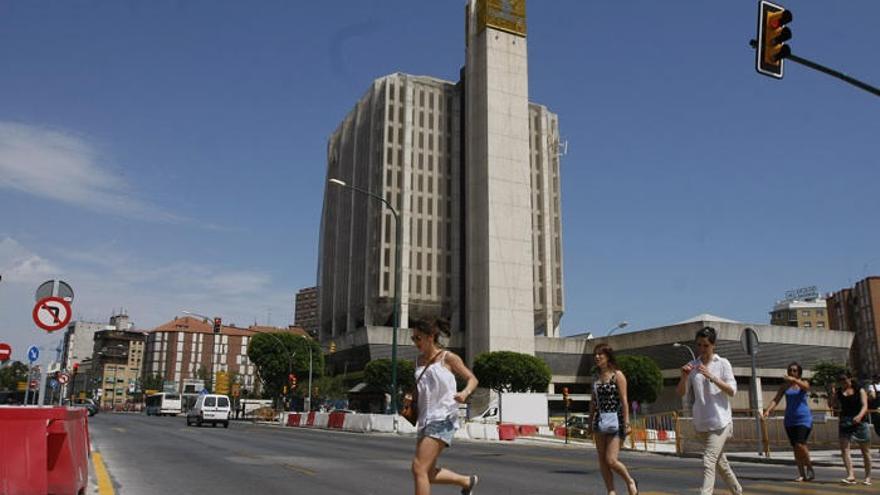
left=628, top=412, right=679, bottom=453
left=0, top=406, right=90, bottom=495
left=327, top=412, right=346, bottom=429
left=286, top=413, right=301, bottom=427
left=497, top=424, right=518, bottom=441
left=518, top=425, right=538, bottom=437
left=306, top=411, right=316, bottom=426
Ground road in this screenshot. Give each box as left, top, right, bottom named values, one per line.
left=90, top=413, right=874, bottom=494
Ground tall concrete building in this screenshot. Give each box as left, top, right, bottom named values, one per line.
left=62, top=311, right=135, bottom=372
left=295, top=286, right=319, bottom=337
left=769, top=297, right=829, bottom=329
left=827, top=276, right=880, bottom=376
left=318, top=0, right=563, bottom=365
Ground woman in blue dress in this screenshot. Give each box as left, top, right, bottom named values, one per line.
left=763, top=362, right=814, bottom=482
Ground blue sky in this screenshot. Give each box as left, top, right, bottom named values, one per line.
left=1, top=1, right=878, bottom=362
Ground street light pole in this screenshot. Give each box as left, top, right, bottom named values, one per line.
left=329, top=178, right=402, bottom=418
left=605, top=321, right=629, bottom=337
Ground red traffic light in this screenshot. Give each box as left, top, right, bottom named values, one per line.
left=72, top=362, right=79, bottom=372
left=213, top=317, right=222, bottom=334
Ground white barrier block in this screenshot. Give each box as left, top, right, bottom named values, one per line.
left=538, top=426, right=553, bottom=436
left=454, top=426, right=470, bottom=440
left=485, top=424, right=500, bottom=441
left=466, top=423, right=487, bottom=440
left=314, top=412, right=329, bottom=428
left=371, top=414, right=396, bottom=433
left=344, top=414, right=371, bottom=433
left=395, top=415, right=418, bottom=435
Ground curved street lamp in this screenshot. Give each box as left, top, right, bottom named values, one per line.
left=605, top=321, right=629, bottom=337
left=329, top=177, right=402, bottom=420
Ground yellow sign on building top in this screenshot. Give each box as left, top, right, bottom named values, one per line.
left=477, top=0, right=526, bottom=37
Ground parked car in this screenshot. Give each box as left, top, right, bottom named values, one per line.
left=186, top=394, right=231, bottom=428
left=64, top=398, right=99, bottom=417
left=565, top=413, right=591, bottom=438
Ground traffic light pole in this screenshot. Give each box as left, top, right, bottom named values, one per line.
left=750, top=39, right=880, bottom=97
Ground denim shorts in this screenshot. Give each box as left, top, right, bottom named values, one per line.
left=418, top=418, right=457, bottom=447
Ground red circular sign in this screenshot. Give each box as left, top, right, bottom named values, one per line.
left=32, top=297, right=72, bottom=332
left=58, top=373, right=69, bottom=384
left=0, top=343, right=11, bottom=362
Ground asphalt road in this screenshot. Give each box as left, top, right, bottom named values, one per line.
left=90, top=413, right=874, bottom=494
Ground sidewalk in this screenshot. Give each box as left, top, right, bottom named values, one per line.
left=514, top=434, right=879, bottom=469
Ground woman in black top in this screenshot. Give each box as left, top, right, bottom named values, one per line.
left=828, top=370, right=871, bottom=486
left=589, top=344, right=638, bottom=495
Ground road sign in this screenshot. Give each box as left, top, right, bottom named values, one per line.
left=32, top=296, right=72, bottom=332
left=0, top=343, right=11, bottom=362
left=740, top=327, right=760, bottom=356
left=35, top=280, right=75, bottom=302
left=27, top=345, right=40, bottom=363
left=58, top=372, right=70, bottom=385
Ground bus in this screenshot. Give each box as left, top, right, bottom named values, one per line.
left=145, top=392, right=183, bottom=416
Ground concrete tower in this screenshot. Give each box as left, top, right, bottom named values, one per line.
left=464, top=0, right=536, bottom=358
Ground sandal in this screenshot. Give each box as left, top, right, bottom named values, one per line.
left=862, top=478, right=872, bottom=486
left=840, top=478, right=856, bottom=485
left=461, top=474, right=478, bottom=495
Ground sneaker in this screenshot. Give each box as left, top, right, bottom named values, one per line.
left=461, top=474, right=478, bottom=495
left=862, top=478, right=872, bottom=486
left=805, top=468, right=815, bottom=482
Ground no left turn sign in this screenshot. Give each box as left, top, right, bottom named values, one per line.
left=58, top=373, right=70, bottom=385
left=33, top=296, right=72, bottom=332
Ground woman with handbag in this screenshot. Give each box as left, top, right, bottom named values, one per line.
left=676, top=326, right=742, bottom=495
left=408, top=318, right=479, bottom=495
left=589, top=343, right=638, bottom=495
left=828, top=370, right=872, bottom=486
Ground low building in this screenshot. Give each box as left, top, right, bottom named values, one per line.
left=143, top=316, right=309, bottom=395
left=538, top=314, right=854, bottom=415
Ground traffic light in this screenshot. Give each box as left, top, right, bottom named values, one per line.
left=213, top=317, right=222, bottom=334
left=562, top=387, right=571, bottom=408
left=329, top=341, right=336, bottom=354
left=288, top=373, right=297, bottom=390
left=756, top=1, right=792, bottom=79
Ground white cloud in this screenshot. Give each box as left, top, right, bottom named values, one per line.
left=0, top=121, right=180, bottom=222
left=0, top=237, right=59, bottom=283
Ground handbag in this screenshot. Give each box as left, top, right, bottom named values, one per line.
left=593, top=372, right=621, bottom=434
left=598, top=412, right=620, bottom=434
left=401, top=350, right=443, bottom=426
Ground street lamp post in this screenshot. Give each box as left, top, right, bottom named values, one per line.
left=181, top=311, right=223, bottom=391
left=673, top=342, right=696, bottom=415
left=329, top=178, right=402, bottom=418
left=605, top=321, right=629, bottom=337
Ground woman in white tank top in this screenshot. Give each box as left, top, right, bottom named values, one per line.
left=410, top=318, right=479, bottom=495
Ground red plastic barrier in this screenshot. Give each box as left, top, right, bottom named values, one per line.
left=328, top=412, right=345, bottom=429
left=306, top=411, right=316, bottom=426
left=497, top=424, right=518, bottom=441
left=0, top=406, right=90, bottom=495
left=517, top=425, right=538, bottom=437
left=286, top=413, right=301, bottom=427
left=554, top=426, right=567, bottom=438
left=657, top=429, right=668, bottom=441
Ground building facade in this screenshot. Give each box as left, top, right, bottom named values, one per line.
left=92, top=329, right=146, bottom=408
left=827, top=276, right=880, bottom=377
left=770, top=298, right=829, bottom=329
left=62, top=311, right=135, bottom=376
left=294, top=286, right=319, bottom=337
left=143, top=317, right=308, bottom=394
left=318, top=0, right=564, bottom=365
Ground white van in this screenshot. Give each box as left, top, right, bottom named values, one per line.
left=186, top=394, right=231, bottom=428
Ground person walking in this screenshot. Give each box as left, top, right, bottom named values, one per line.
left=762, top=362, right=815, bottom=481
left=409, top=318, right=479, bottom=495
left=867, top=375, right=880, bottom=458
left=828, top=370, right=872, bottom=486
left=676, top=326, right=742, bottom=495
left=589, top=343, right=638, bottom=495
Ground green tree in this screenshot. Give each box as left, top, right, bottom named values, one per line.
left=808, top=360, right=848, bottom=403
left=617, top=355, right=663, bottom=406
left=311, top=374, right=348, bottom=402
left=0, top=361, right=27, bottom=391
left=473, top=351, right=552, bottom=394
left=364, top=358, right=415, bottom=394
left=142, top=373, right=164, bottom=392
left=247, top=333, right=324, bottom=401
